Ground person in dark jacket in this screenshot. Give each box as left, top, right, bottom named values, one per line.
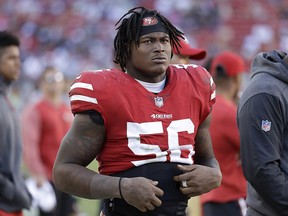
left=237, top=50, right=288, bottom=216
left=0, top=31, right=32, bottom=216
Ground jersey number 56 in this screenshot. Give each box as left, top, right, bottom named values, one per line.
left=127, top=119, right=195, bottom=166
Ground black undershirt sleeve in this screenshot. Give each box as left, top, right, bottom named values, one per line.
left=238, top=93, right=288, bottom=215
left=80, top=110, right=104, bottom=125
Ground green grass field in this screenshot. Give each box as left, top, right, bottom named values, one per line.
left=77, top=197, right=99, bottom=216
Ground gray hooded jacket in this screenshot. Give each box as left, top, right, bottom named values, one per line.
left=0, top=76, right=31, bottom=211
left=237, top=50, right=288, bottom=216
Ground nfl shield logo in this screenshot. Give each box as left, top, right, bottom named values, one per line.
left=261, top=120, right=271, bottom=132
left=154, top=97, right=164, bottom=107
left=142, top=17, right=158, bottom=26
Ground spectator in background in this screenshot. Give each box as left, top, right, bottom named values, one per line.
left=170, top=36, right=206, bottom=64
left=238, top=50, right=288, bottom=216
left=201, top=51, right=247, bottom=216
left=21, top=66, right=77, bottom=216
left=0, top=31, right=32, bottom=216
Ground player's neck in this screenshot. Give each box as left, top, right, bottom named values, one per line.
left=135, top=77, right=166, bottom=93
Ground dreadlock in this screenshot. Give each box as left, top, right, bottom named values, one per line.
left=113, top=6, right=184, bottom=72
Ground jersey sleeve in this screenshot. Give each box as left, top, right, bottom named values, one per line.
left=195, top=65, right=216, bottom=108
left=184, top=64, right=216, bottom=105
left=184, top=64, right=216, bottom=122
left=69, top=71, right=105, bottom=115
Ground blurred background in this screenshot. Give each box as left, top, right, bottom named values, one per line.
left=1, top=0, right=287, bottom=215
left=2, top=0, right=288, bottom=112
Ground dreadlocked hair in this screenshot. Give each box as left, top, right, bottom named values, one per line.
left=113, top=6, right=184, bottom=72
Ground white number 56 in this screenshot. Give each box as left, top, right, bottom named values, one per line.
left=127, top=119, right=195, bottom=166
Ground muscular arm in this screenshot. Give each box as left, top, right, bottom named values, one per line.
left=53, top=113, right=121, bottom=199
left=193, top=113, right=220, bottom=168
left=53, top=113, right=163, bottom=212
left=173, top=113, right=222, bottom=197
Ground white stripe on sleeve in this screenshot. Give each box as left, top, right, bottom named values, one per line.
left=70, top=95, right=98, bottom=104
left=70, top=82, right=93, bottom=91
left=210, top=77, right=214, bottom=86
left=211, top=90, right=216, bottom=100
left=210, top=77, right=216, bottom=100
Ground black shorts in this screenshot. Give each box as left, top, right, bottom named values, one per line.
left=103, top=162, right=188, bottom=216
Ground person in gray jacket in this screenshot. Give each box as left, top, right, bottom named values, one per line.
left=0, top=31, right=31, bottom=216
left=237, top=50, right=288, bottom=216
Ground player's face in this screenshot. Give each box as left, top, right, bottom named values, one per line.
left=126, top=32, right=171, bottom=83
left=0, top=46, right=21, bottom=82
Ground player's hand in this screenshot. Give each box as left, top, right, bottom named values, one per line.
left=120, top=177, right=164, bottom=212
left=173, top=164, right=221, bottom=197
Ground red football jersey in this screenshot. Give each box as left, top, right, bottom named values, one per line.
left=69, top=64, right=216, bottom=175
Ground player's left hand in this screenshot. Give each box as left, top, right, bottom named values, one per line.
left=173, top=164, right=221, bottom=197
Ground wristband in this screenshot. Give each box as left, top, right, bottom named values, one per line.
left=119, top=177, right=125, bottom=201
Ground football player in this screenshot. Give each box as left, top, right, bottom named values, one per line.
left=53, top=6, right=222, bottom=216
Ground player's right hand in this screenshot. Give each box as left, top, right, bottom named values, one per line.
left=120, top=177, right=164, bottom=212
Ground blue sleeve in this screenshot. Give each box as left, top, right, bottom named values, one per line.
left=238, top=93, right=288, bottom=214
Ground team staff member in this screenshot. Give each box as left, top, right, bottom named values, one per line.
left=201, top=51, right=247, bottom=216
left=0, top=31, right=31, bottom=216
left=170, top=36, right=206, bottom=64
left=238, top=50, right=288, bottom=216
left=53, top=6, right=222, bottom=216
left=22, top=67, right=77, bottom=216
